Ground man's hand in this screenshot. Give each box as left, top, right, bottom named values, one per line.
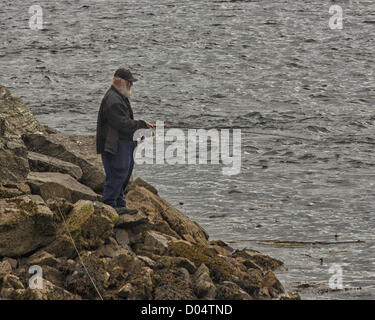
left=144, top=120, right=155, bottom=128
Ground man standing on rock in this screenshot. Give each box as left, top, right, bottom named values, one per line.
left=96, top=68, right=154, bottom=215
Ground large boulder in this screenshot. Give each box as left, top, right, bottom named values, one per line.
left=0, top=138, right=29, bottom=184
left=192, top=263, right=217, bottom=299
left=125, top=181, right=209, bottom=245
left=216, top=281, right=253, bottom=300
left=23, top=132, right=105, bottom=192
left=27, top=151, right=83, bottom=180
left=18, top=280, right=80, bottom=300
left=231, top=248, right=284, bottom=272
left=0, top=195, right=56, bottom=257
left=45, top=200, right=118, bottom=258
left=0, top=85, right=45, bottom=139
left=167, top=241, right=282, bottom=299
left=0, top=182, right=30, bottom=199
left=26, top=171, right=99, bottom=202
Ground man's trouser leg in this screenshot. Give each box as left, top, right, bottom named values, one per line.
left=116, top=141, right=136, bottom=207
left=101, top=140, right=135, bottom=208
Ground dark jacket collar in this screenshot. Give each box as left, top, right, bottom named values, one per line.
left=110, top=85, right=129, bottom=104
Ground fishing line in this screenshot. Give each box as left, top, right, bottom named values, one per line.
left=56, top=205, right=104, bottom=300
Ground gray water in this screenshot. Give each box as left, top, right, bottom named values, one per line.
left=1, top=0, right=374, bottom=299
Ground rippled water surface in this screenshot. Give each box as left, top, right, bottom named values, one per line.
left=1, top=0, right=374, bottom=299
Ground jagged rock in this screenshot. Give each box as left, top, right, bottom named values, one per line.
left=137, top=256, right=156, bottom=268
left=0, top=273, right=25, bottom=290
left=120, top=266, right=154, bottom=300
left=208, top=240, right=234, bottom=256
left=26, top=251, right=59, bottom=268
left=168, top=241, right=267, bottom=298
left=156, top=256, right=197, bottom=274
left=0, top=183, right=30, bottom=199
left=153, top=267, right=196, bottom=300
left=193, top=263, right=217, bottom=299
left=232, top=248, right=284, bottom=272
left=23, top=132, right=104, bottom=192
left=109, top=252, right=144, bottom=274
left=0, top=288, right=26, bottom=300
left=0, top=261, right=12, bottom=274
left=126, top=185, right=209, bottom=245
left=0, top=137, right=29, bottom=184
left=262, top=270, right=285, bottom=298
left=65, top=252, right=109, bottom=299
left=45, top=197, right=74, bottom=220
left=0, top=85, right=45, bottom=139
left=233, top=255, right=263, bottom=272
left=144, top=230, right=173, bottom=255
left=114, top=229, right=132, bottom=249
left=45, top=200, right=118, bottom=258
left=2, top=258, right=17, bottom=270
left=117, top=283, right=134, bottom=299
left=216, top=281, right=253, bottom=300
left=175, top=257, right=197, bottom=274
left=27, top=171, right=99, bottom=202
left=97, top=242, right=130, bottom=259
left=42, top=265, right=65, bottom=288
left=279, top=290, right=301, bottom=300
left=22, top=279, right=80, bottom=300
left=127, top=177, right=158, bottom=195
left=0, top=195, right=56, bottom=257
left=27, top=151, right=83, bottom=180
left=115, top=213, right=149, bottom=229
left=177, top=267, right=190, bottom=282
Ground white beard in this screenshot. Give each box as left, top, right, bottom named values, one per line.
left=119, top=84, right=132, bottom=98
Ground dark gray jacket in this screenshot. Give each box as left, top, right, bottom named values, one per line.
left=96, top=85, right=147, bottom=155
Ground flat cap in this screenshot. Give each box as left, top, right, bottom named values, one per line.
left=114, top=68, right=138, bottom=82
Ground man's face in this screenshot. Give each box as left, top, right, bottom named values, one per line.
left=125, top=80, right=133, bottom=89
left=119, top=79, right=133, bottom=98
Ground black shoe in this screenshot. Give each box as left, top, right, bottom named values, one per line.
left=114, top=207, right=138, bottom=215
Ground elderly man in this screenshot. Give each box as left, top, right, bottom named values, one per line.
left=96, top=68, right=153, bottom=215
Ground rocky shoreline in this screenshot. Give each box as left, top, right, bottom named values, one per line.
left=0, top=84, right=298, bottom=300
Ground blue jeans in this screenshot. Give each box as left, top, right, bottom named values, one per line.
left=101, top=140, right=136, bottom=208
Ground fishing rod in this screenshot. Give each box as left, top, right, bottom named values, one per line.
left=148, top=123, right=322, bottom=143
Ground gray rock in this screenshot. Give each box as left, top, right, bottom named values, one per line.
left=0, top=195, right=56, bottom=257
left=23, top=132, right=105, bottom=192
left=22, top=279, right=80, bottom=300
left=0, top=182, right=30, bottom=199
left=26, top=251, right=59, bottom=268
left=27, top=151, right=83, bottom=180
left=117, top=283, right=134, bottom=299
left=262, top=270, right=285, bottom=298
left=137, top=255, right=156, bottom=268
left=115, top=229, right=130, bottom=247
left=115, top=213, right=148, bottom=229
left=216, top=281, right=253, bottom=300
left=0, top=260, right=12, bottom=274
left=2, top=257, right=17, bottom=270
left=0, top=273, right=25, bottom=290
left=0, top=85, right=45, bottom=139
left=45, top=200, right=118, bottom=258
left=26, top=171, right=99, bottom=202
left=0, top=137, right=29, bottom=184
left=279, top=290, right=301, bottom=300
left=193, top=263, right=216, bottom=299
left=144, top=231, right=170, bottom=255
